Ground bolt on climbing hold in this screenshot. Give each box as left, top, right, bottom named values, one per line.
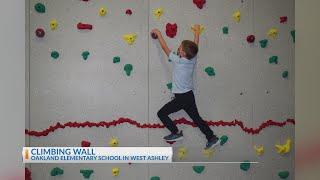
left=219, top=135, right=228, bottom=146
left=280, top=16, right=288, bottom=23
left=166, top=23, right=178, bottom=38
left=81, top=140, right=91, bottom=147
left=82, top=51, right=90, bottom=60
left=282, top=71, right=289, bottom=79
left=232, top=10, right=241, bottom=23
left=50, top=19, right=58, bottom=30
left=151, top=32, right=158, bottom=39
left=153, top=8, right=163, bottom=20
left=191, top=24, right=205, bottom=35
left=166, top=83, right=172, bottom=90
left=126, top=9, right=132, bottom=15
left=193, top=0, right=206, bottom=9
left=291, top=30, right=295, bottom=43
left=99, top=7, right=107, bottom=16
left=267, top=28, right=278, bottom=39
left=269, top=56, right=278, bottom=64
left=124, top=64, right=133, bottom=76
left=222, top=26, right=229, bottom=34
left=112, top=167, right=120, bottom=176
left=253, top=145, right=264, bottom=156
left=150, top=176, right=160, bottom=180
left=123, top=33, right=137, bottom=45
left=35, top=28, right=45, bottom=38
left=275, top=138, right=292, bottom=155
left=177, top=147, right=187, bottom=160
left=203, top=148, right=214, bottom=158
left=77, top=23, right=93, bottom=30
left=51, top=51, right=59, bottom=59
left=113, top=56, right=120, bottom=63
left=80, top=169, right=94, bottom=179
left=109, top=137, right=119, bottom=147
left=192, top=166, right=205, bottom=174
left=247, top=35, right=255, bottom=43
left=278, top=171, right=289, bottom=179
left=35, top=3, right=45, bottom=13
left=259, top=39, right=268, bottom=48
left=240, top=160, right=250, bottom=171
left=204, top=66, right=215, bottom=76
left=50, top=167, right=64, bottom=176
left=25, top=168, right=32, bottom=180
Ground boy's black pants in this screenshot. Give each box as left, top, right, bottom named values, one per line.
left=157, top=90, right=215, bottom=141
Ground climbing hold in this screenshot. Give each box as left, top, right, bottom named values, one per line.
left=124, top=64, right=133, bottom=76
left=82, top=51, right=90, bottom=60
left=219, top=135, right=228, bottom=146
left=166, top=83, right=172, bottom=90
left=280, top=16, right=288, bottom=24
left=247, top=35, right=255, bottom=43
left=222, top=26, right=229, bottom=34
left=240, top=160, right=250, bottom=171
left=99, top=7, right=107, bottom=16
left=123, top=33, right=137, bottom=45
left=125, top=9, right=132, bottom=15
left=51, top=51, right=59, bottom=59
left=50, top=167, right=64, bottom=176
left=275, top=138, right=292, bottom=155
left=203, top=148, right=214, bottom=158
left=50, top=19, right=58, bottom=30
left=192, top=166, right=205, bottom=174
left=153, top=8, right=163, bottom=20
left=112, top=167, right=120, bottom=176
left=34, top=3, right=45, bottom=13
left=151, top=32, right=158, bottom=39
left=269, top=56, right=278, bottom=64
left=166, top=23, right=178, bottom=38
left=113, top=56, right=120, bottom=63
left=191, top=24, right=205, bottom=35
left=259, top=39, right=268, bottom=48
left=278, top=171, right=289, bottom=179
left=267, top=28, right=278, bottom=39
left=109, top=137, right=119, bottom=147
left=232, top=10, right=241, bottom=23
left=150, top=176, right=160, bottom=180
left=291, top=30, right=295, bottom=43
left=282, top=71, right=289, bottom=79
left=77, top=23, right=93, bottom=30
left=25, top=167, right=32, bottom=180
left=166, top=141, right=176, bottom=145
left=80, top=169, right=94, bottom=179
left=81, top=140, right=91, bottom=147
left=35, top=28, right=45, bottom=38
left=253, top=145, right=264, bottom=156
left=177, top=147, right=187, bottom=160
left=193, top=0, right=206, bottom=9
left=204, top=66, right=215, bottom=76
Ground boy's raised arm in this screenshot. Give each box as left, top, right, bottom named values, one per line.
left=192, top=24, right=200, bottom=46
left=151, top=29, right=171, bottom=57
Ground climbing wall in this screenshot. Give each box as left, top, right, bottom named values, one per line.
left=26, top=0, right=295, bottom=179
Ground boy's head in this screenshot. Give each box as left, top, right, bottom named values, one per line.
left=178, top=40, right=198, bottom=60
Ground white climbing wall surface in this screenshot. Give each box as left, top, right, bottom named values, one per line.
left=26, top=0, right=295, bottom=179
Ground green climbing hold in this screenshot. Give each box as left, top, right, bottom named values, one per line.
left=192, top=166, right=205, bottom=174
left=34, top=3, right=45, bottom=13
left=282, top=71, right=288, bottom=78
left=222, top=26, right=229, bottom=34
left=259, top=39, right=268, bottom=48
left=50, top=167, right=64, bottom=176
left=113, top=56, right=120, bottom=63
left=166, top=82, right=172, bottom=90
left=269, top=56, right=278, bottom=64
left=291, top=30, right=295, bottom=43
left=51, top=51, right=59, bottom=59
left=80, top=169, right=94, bottom=179
left=219, top=135, right=228, bottom=146
left=82, top=51, right=90, bottom=60
left=204, top=66, right=215, bottom=76
left=240, top=160, right=250, bottom=171
left=150, top=176, right=160, bottom=180
left=278, top=171, right=289, bottom=179
left=124, top=64, right=133, bottom=76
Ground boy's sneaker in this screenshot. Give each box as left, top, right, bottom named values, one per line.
left=205, top=136, right=220, bottom=149
left=164, top=131, right=183, bottom=141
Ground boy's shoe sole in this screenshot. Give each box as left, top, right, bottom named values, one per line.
left=165, top=136, right=184, bottom=142
left=204, top=139, right=221, bottom=150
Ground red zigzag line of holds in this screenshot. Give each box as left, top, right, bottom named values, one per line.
left=25, top=118, right=295, bottom=137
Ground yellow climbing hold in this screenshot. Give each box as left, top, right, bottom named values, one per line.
left=50, top=19, right=58, bottom=30
left=275, top=138, right=292, bottom=155
left=109, top=137, right=119, bottom=147
left=99, top=7, right=107, bottom=16
left=112, top=167, right=120, bottom=176
left=232, top=10, right=241, bottom=23
left=203, top=148, right=214, bottom=158
left=267, top=28, right=278, bottom=39
left=153, top=8, right=163, bottom=20
left=253, top=145, right=264, bottom=156
left=123, top=33, right=137, bottom=45
left=177, top=147, right=187, bottom=160
left=191, top=24, right=205, bottom=35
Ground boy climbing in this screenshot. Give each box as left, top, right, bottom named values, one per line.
left=151, top=25, right=220, bottom=149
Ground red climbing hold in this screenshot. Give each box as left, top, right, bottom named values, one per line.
left=166, top=141, right=176, bottom=145
left=77, top=22, right=93, bottom=30
left=151, top=32, right=158, bottom=39
left=126, top=9, right=132, bottom=15
left=35, top=28, right=45, bottom=38
left=247, top=35, right=255, bottom=43
left=25, top=168, right=32, bottom=180
left=81, top=140, right=91, bottom=147
left=193, top=0, right=206, bottom=9
left=165, top=23, right=178, bottom=38
left=280, top=16, right=288, bottom=23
